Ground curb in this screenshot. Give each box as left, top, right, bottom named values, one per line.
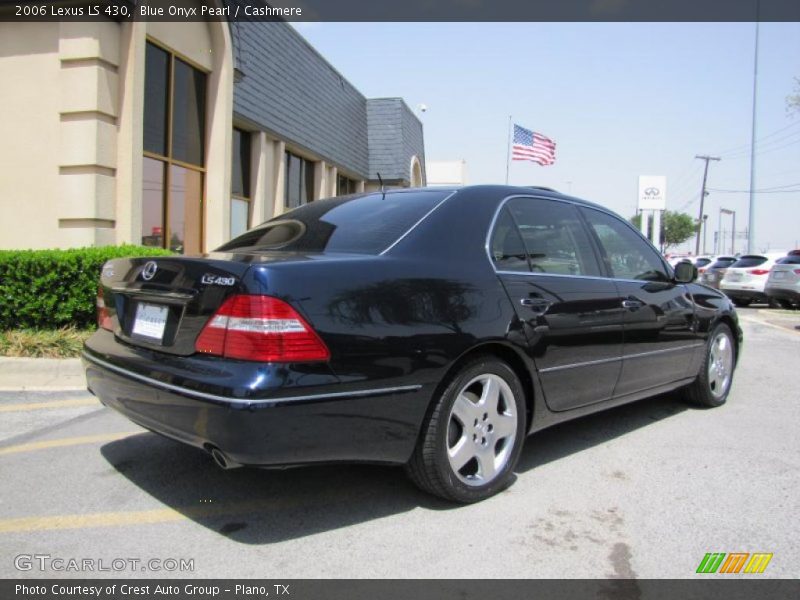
left=0, top=357, right=85, bottom=392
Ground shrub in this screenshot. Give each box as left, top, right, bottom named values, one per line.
left=0, top=245, right=173, bottom=330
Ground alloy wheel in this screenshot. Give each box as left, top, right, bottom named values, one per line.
left=446, top=374, right=518, bottom=486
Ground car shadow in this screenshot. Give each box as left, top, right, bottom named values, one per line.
left=100, top=391, right=689, bottom=545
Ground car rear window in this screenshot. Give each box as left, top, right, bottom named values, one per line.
left=777, top=255, right=800, bottom=265
left=695, top=258, right=712, bottom=268
left=708, top=257, right=737, bottom=269
left=730, top=255, right=767, bottom=268
left=216, top=190, right=450, bottom=255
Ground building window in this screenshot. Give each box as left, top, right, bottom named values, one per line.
left=231, top=128, right=251, bottom=239
left=337, top=174, right=358, bottom=196
left=142, top=40, right=207, bottom=254
left=284, top=151, right=314, bottom=210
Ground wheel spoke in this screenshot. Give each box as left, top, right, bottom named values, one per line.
left=494, top=413, right=517, bottom=439
left=476, top=446, right=496, bottom=481
left=448, top=436, right=475, bottom=472
left=451, top=394, right=475, bottom=427
left=480, top=377, right=501, bottom=411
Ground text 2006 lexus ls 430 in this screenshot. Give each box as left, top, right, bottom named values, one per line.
left=83, top=185, right=742, bottom=503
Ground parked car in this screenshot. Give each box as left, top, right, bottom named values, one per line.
left=693, top=255, right=715, bottom=270
left=698, top=255, right=738, bottom=290
left=765, top=251, right=800, bottom=309
left=83, top=186, right=742, bottom=503
left=665, top=253, right=691, bottom=267
left=720, top=252, right=787, bottom=307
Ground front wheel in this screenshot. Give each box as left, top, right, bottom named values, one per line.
left=405, top=356, right=527, bottom=503
left=685, top=323, right=736, bottom=408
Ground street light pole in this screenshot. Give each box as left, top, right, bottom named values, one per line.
left=720, top=208, right=735, bottom=254
left=747, top=4, right=761, bottom=253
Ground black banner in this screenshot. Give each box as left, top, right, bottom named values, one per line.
left=3, top=580, right=800, bottom=600
left=1, top=0, right=799, bottom=22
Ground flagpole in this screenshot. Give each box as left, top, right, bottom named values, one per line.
left=505, top=116, right=512, bottom=185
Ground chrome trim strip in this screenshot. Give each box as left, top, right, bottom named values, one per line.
left=495, top=270, right=612, bottom=282
left=538, top=355, right=622, bottom=373
left=380, top=190, right=458, bottom=255
left=538, top=343, right=704, bottom=374
left=82, top=352, right=422, bottom=406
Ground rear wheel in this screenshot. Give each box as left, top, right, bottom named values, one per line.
left=685, top=323, right=736, bottom=408
left=405, top=356, right=526, bottom=503
left=731, top=297, right=751, bottom=308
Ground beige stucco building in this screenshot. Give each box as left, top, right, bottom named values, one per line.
left=0, top=5, right=426, bottom=253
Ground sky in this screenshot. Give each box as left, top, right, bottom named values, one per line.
left=293, top=22, right=800, bottom=254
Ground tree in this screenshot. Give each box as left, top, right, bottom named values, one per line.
left=630, top=210, right=698, bottom=252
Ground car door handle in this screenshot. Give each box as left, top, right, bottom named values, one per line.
left=520, top=298, right=551, bottom=312
left=621, top=298, right=645, bottom=310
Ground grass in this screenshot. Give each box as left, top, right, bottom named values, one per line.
left=0, top=327, right=94, bottom=358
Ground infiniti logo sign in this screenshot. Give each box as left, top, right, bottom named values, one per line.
left=141, top=261, right=158, bottom=281
left=644, top=187, right=661, bottom=196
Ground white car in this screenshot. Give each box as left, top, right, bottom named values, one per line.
left=765, top=251, right=800, bottom=309
left=720, top=252, right=787, bottom=307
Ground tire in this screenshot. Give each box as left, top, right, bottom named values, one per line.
left=731, top=297, right=751, bottom=308
left=405, top=355, right=527, bottom=503
left=685, top=323, right=736, bottom=408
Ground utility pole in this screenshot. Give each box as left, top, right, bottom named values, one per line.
left=695, top=155, right=720, bottom=255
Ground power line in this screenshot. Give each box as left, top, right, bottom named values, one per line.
left=713, top=120, right=800, bottom=156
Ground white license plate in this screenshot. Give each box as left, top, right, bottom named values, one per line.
left=132, top=303, right=169, bottom=342
left=772, top=271, right=786, bottom=280
left=727, top=272, right=743, bottom=281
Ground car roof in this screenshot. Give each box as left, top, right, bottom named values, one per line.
left=391, top=184, right=611, bottom=212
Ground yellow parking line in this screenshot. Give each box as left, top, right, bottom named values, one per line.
left=0, top=500, right=279, bottom=534
left=0, top=432, right=139, bottom=456
left=0, top=398, right=98, bottom=413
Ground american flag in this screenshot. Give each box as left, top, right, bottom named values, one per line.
left=512, top=124, right=556, bottom=165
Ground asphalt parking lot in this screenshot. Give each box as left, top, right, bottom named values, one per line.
left=0, top=308, right=798, bottom=579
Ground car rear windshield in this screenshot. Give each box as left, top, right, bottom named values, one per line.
left=708, top=257, right=737, bottom=269
left=695, top=258, right=712, bottom=268
left=777, top=255, right=800, bottom=265
left=216, top=190, right=450, bottom=255
left=730, top=255, right=767, bottom=268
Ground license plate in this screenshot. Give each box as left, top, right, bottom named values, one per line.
left=772, top=271, right=786, bottom=280
left=727, top=272, right=742, bottom=281
left=132, top=303, right=169, bottom=342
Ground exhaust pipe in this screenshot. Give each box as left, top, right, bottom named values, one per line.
left=209, top=446, right=242, bottom=470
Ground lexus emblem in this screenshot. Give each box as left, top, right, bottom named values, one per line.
left=141, top=261, right=158, bottom=281
left=644, top=187, right=661, bottom=196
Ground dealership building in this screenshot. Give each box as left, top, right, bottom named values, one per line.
left=0, top=6, right=426, bottom=253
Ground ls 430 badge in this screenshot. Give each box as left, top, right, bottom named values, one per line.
left=201, top=274, right=236, bottom=286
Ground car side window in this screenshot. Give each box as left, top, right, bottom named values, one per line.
left=504, top=197, right=602, bottom=277
left=490, top=208, right=530, bottom=272
left=580, top=207, right=670, bottom=282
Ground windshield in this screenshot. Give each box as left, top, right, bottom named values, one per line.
left=708, top=257, right=737, bottom=269
left=217, top=190, right=450, bottom=255
left=730, top=255, right=767, bottom=269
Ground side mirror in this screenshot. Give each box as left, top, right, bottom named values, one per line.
left=673, top=260, right=697, bottom=284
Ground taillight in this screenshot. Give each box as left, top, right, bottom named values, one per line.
left=698, top=267, right=706, bottom=273
left=748, top=269, right=770, bottom=275
left=195, top=294, right=330, bottom=362
left=794, top=269, right=800, bottom=275
left=96, top=286, right=112, bottom=331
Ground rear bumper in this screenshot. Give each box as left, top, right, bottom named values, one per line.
left=83, top=334, right=433, bottom=467
left=720, top=287, right=768, bottom=302
left=765, top=286, right=800, bottom=302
